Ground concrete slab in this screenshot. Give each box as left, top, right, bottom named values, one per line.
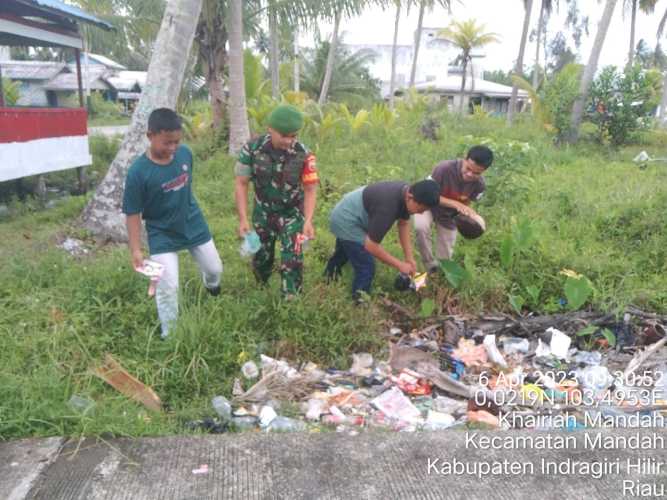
left=16, top=429, right=667, bottom=499
left=0, top=437, right=63, bottom=500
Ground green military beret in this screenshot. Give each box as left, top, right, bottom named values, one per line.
left=267, top=105, right=304, bottom=134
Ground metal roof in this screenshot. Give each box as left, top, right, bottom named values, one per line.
left=105, top=70, right=146, bottom=91
left=85, top=53, right=126, bottom=70
left=44, top=69, right=110, bottom=91
left=0, top=60, right=67, bottom=80
left=413, top=76, right=529, bottom=99
left=15, top=0, right=113, bottom=30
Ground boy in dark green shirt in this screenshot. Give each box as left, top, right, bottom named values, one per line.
left=122, top=108, right=222, bottom=338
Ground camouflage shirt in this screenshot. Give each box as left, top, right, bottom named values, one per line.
left=236, top=134, right=318, bottom=211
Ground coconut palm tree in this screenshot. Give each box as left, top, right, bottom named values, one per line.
left=73, top=0, right=164, bottom=70
left=388, top=0, right=405, bottom=109
left=531, top=0, right=559, bottom=88
left=260, top=0, right=373, bottom=104
left=80, top=0, right=204, bottom=240
left=567, top=0, right=617, bottom=143
left=657, top=4, right=667, bottom=124
left=228, top=0, right=250, bottom=154
left=409, top=0, right=452, bottom=88
left=268, top=0, right=281, bottom=98
left=626, top=0, right=658, bottom=67
left=319, top=8, right=343, bottom=106
left=300, top=35, right=380, bottom=105
left=438, top=19, right=500, bottom=114
left=508, top=0, right=534, bottom=124
left=316, top=0, right=395, bottom=105
left=196, top=0, right=229, bottom=129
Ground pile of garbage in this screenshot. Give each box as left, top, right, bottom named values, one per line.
left=197, top=313, right=667, bottom=434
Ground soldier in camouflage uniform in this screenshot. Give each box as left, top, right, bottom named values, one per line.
left=234, top=105, right=319, bottom=298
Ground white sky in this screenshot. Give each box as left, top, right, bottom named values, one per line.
left=310, top=0, right=665, bottom=72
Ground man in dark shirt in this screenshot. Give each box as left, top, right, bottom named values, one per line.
left=414, top=145, right=493, bottom=273
left=325, top=179, right=440, bottom=301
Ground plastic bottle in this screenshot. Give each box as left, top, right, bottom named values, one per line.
left=232, top=416, right=258, bottom=431
left=239, top=230, right=261, bottom=257
left=502, top=337, right=530, bottom=355
left=267, top=416, right=306, bottom=432
left=68, top=395, right=95, bottom=414
left=211, top=396, right=232, bottom=421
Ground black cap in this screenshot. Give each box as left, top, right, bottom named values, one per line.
left=455, top=214, right=486, bottom=239
left=410, top=179, right=440, bottom=207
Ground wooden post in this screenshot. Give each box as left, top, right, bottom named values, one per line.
left=75, top=48, right=84, bottom=107
left=74, top=48, right=87, bottom=194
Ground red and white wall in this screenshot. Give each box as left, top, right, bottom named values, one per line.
left=0, top=108, right=92, bottom=182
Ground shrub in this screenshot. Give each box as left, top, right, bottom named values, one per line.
left=1, top=77, right=20, bottom=106
left=587, top=65, right=661, bottom=146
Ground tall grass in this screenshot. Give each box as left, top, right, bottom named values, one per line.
left=1, top=105, right=666, bottom=439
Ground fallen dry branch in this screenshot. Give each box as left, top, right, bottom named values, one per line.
left=398, top=308, right=664, bottom=341
left=232, top=370, right=318, bottom=405
left=623, top=336, right=667, bottom=378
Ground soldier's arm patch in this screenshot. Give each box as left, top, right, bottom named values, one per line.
left=301, top=153, right=319, bottom=185
left=237, top=142, right=254, bottom=166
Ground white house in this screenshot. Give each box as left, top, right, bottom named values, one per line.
left=344, top=27, right=453, bottom=97
left=343, top=27, right=528, bottom=114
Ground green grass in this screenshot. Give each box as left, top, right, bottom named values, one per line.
left=88, top=116, right=131, bottom=127
left=1, top=106, right=666, bottom=440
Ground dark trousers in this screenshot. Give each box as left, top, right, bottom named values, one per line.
left=324, top=238, right=375, bottom=299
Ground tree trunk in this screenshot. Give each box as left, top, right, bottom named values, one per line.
left=228, top=0, right=250, bottom=154
left=293, top=30, right=300, bottom=92
left=196, top=1, right=228, bottom=130
left=659, top=71, right=667, bottom=127
left=532, top=0, right=545, bottom=89
left=268, top=1, right=280, bottom=99
left=318, top=10, right=341, bottom=106
left=568, top=0, right=617, bottom=143
left=200, top=45, right=227, bottom=130
left=628, top=0, right=637, bottom=68
left=80, top=0, right=204, bottom=241
left=409, top=0, right=426, bottom=88
left=459, top=57, right=468, bottom=114
left=389, top=2, right=401, bottom=109
left=508, top=0, right=533, bottom=124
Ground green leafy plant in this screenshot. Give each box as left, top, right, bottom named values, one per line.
left=1, top=77, right=20, bottom=106
left=560, top=269, right=594, bottom=310
left=338, top=104, right=370, bottom=132
left=525, top=284, right=542, bottom=306
left=587, top=65, right=661, bottom=146
left=440, top=260, right=471, bottom=289
left=508, top=294, right=526, bottom=314
left=499, top=217, right=536, bottom=269
left=576, top=325, right=616, bottom=349
left=541, top=63, right=582, bottom=142
left=420, top=298, right=436, bottom=318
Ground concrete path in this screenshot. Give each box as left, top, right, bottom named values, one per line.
left=88, top=125, right=129, bottom=138
left=2, top=429, right=666, bottom=499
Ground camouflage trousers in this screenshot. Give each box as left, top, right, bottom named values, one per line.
left=252, top=204, right=304, bottom=296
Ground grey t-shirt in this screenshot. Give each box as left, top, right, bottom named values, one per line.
left=430, top=160, right=485, bottom=229
left=329, top=181, right=409, bottom=244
